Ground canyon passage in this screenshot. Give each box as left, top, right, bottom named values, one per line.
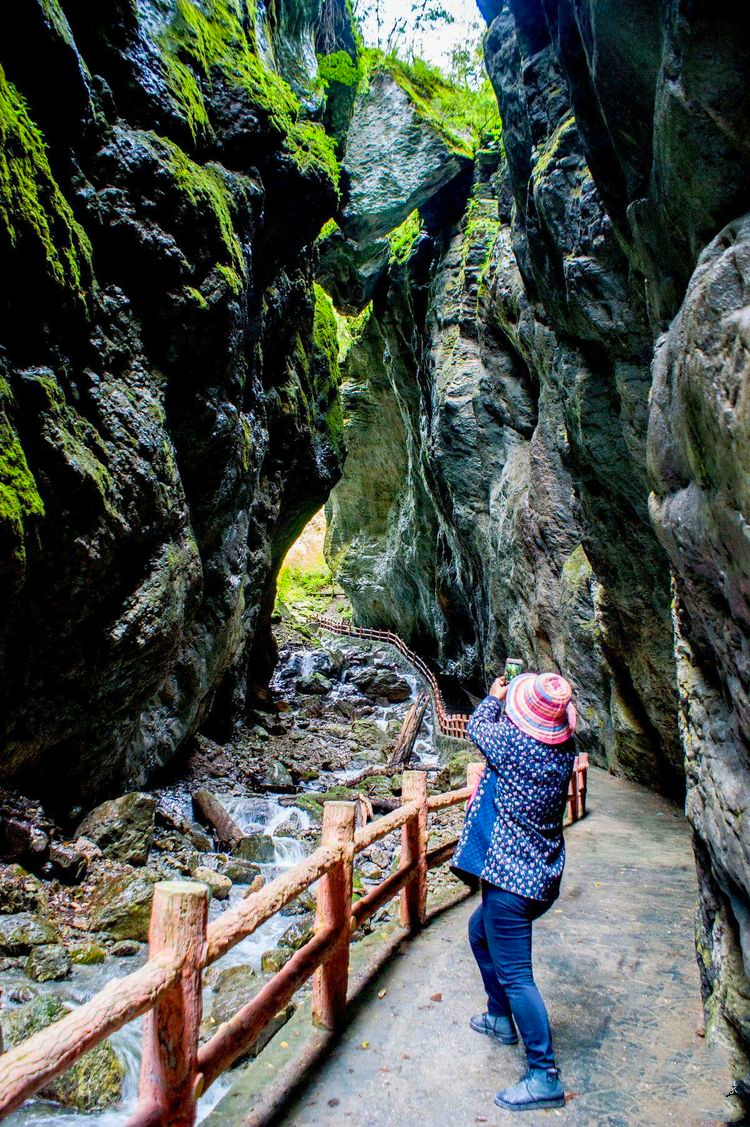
left=1, top=0, right=749, bottom=1121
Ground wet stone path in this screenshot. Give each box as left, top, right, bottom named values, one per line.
left=268, top=768, right=739, bottom=1127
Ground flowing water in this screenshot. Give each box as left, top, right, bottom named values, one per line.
left=3, top=636, right=437, bottom=1124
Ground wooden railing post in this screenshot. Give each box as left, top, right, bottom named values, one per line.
left=400, top=770, right=428, bottom=931
left=312, top=801, right=356, bottom=1030
left=467, top=761, right=484, bottom=793
left=136, top=881, right=208, bottom=1126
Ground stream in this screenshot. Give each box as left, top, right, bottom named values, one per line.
left=2, top=634, right=439, bottom=1125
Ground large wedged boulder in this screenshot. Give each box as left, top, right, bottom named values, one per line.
left=341, top=68, right=469, bottom=244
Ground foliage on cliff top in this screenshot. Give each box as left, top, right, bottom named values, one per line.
left=155, top=0, right=340, bottom=193
left=0, top=65, right=92, bottom=308
left=361, top=49, right=501, bottom=157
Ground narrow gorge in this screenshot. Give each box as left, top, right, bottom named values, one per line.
left=1, top=0, right=750, bottom=1116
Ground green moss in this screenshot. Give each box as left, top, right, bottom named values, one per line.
left=316, top=217, right=340, bottom=243
left=0, top=409, right=44, bottom=566
left=332, top=302, right=372, bottom=363
left=317, top=50, right=361, bottom=89
left=312, top=284, right=345, bottom=451
left=532, top=112, right=576, bottom=183
left=155, top=0, right=340, bottom=193
left=0, top=65, right=92, bottom=306
left=362, top=50, right=502, bottom=158
left=162, top=135, right=245, bottom=275
left=185, top=284, right=209, bottom=309
left=215, top=261, right=244, bottom=293
left=388, top=209, right=423, bottom=265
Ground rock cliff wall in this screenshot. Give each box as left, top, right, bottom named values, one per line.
left=0, top=0, right=353, bottom=809
left=325, top=0, right=750, bottom=1079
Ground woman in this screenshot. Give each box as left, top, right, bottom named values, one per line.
left=451, top=670, right=577, bottom=1112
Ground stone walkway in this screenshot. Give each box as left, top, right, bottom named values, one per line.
left=265, top=769, right=739, bottom=1127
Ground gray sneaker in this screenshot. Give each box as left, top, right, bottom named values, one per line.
left=469, top=1011, right=519, bottom=1045
left=494, top=1067, right=565, bottom=1111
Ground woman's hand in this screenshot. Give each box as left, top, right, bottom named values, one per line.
left=489, top=676, right=508, bottom=701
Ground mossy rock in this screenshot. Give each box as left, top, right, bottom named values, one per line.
left=2, top=997, right=125, bottom=1111
left=24, top=943, right=71, bottom=982
left=434, top=746, right=478, bottom=791
left=0, top=911, right=59, bottom=955
left=288, top=794, right=324, bottom=823
left=237, top=833, right=276, bottom=863
left=87, top=871, right=156, bottom=941
left=69, top=942, right=107, bottom=965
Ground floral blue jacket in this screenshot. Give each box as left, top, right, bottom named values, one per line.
left=451, top=695, right=576, bottom=902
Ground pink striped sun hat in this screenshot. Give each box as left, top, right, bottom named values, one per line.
left=505, top=672, right=576, bottom=746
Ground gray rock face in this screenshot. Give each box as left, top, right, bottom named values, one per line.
left=75, top=792, right=156, bottom=865
left=0, top=0, right=352, bottom=810
left=325, top=0, right=750, bottom=1084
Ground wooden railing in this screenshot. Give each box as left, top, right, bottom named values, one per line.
left=311, top=614, right=588, bottom=826
left=0, top=766, right=484, bottom=1126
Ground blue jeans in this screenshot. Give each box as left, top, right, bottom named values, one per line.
left=468, top=881, right=555, bottom=1069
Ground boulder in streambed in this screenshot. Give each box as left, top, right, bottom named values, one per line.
left=218, top=857, right=261, bottom=884
left=25, top=943, right=72, bottom=982
left=236, top=834, right=276, bottom=863
left=0, top=912, right=59, bottom=955
left=2, top=998, right=124, bottom=1110
left=278, top=913, right=314, bottom=951
left=346, top=666, right=410, bottom=702
left=208, top=964, right=263, bottom=1026
left=258, top=761, right=294, bottom=790
left=87, top=871, right=156, bottom=941
left=191, top=866, right=232, bottom=900
left=297, top=671, right=333, bottom=694
left=75, top=793, right=156, bottom=865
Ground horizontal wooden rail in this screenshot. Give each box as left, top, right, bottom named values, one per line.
left=0, top=954, right=180, bottom=1118
left=206, top=843, right=342, bottom=965
left=426, top=839, right=460, bottom=869
left=427, top=785, right=472, bottom=811
left=0, top=742, right=589, bottom=1123
left=353, top=800, right=418, bottom=851
left=351, top=859, right=418, bottom=929
left=198, top=926, right=337, bottom=1090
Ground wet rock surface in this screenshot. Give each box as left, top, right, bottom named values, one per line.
left=0, top=0, right=352, bottom=810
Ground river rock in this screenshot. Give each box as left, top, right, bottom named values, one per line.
left=192, top=866, right=232, bottom=900
left=297, top=671, right=333, bottom=694
left=261, top=947, right=291, bottom=974
left=75, top=793, right=156, bottom=865
left=25, top=943, right=72, bottom=982
left=346, top=667, right=410, bottom=702
left=49, top=841, right=89, bottom=883
left=70, top=942, right=107, bottom=965
left=0, top=912, right=59, bottom=955
left=2, top=997, right=125, bottom=1111
left=111, top=939, right=143, bottom=957
left=219, top=857, right=261, bottom=884
left=278, top=912, right=315, bottom=951
left=258, top=761, right=294, bottom=790
left=209, top=964, right=263, bottom=1026
left=273, top=812, right=304, bottom=838
left=237, top=834, right=276, bottom=864
left=87, top=872, right=156, bottom=941
left=0, top=866, right=47, bottom=915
